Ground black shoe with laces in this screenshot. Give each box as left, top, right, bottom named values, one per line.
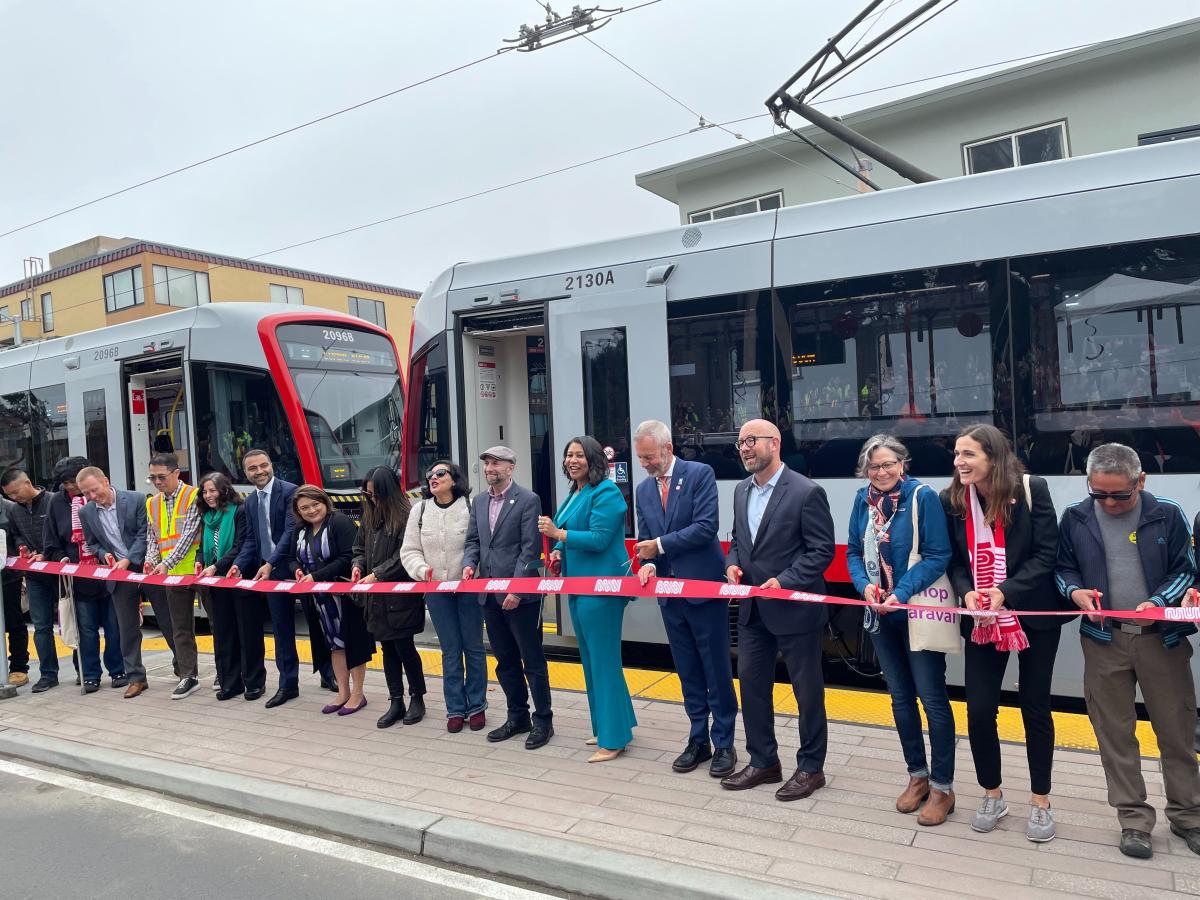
left=672, top=741, right=713, bottom=773
left=82, top=681, right=100, bottom=694
left=31, top=677, right=58, bottom=694
left=111, top=674, right=129, bottom=689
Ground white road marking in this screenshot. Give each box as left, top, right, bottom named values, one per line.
left=0, top=758, right=556, bottom=900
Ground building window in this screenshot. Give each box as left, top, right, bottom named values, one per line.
left=688, top=191, right=783, bottom=224
left=1138, top=125, right=1200, bottom=146
left=269, top=283, right=304, bottom=305
left=20, top=298, right=31, bottom=320
left=153, top=265, right=210, bottom=308
left=40, top=293, right=53, bottom=332
left=963, top=121, right=1068, bottom=174
left=0, top=306, right=8, bottom=322
left=103, top=265, right=145, bottom=312
left=348, top=296, right=386, bottom=328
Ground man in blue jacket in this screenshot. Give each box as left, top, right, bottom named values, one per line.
left=633, top=420, right=738, bottom=778
left=1056, top=442, right=1200, bottom=861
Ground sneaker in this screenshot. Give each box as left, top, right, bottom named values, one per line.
left=82, top=681, right=100, bottom=694
left=211, top=676, right=221, bottom=692
left=8, top=672, right=29, bottom=687
left=1027, top=805, right=1056, bottom=843
left=111, top=674, right=129, bottom=689
left=31, top=677, right=58, bottom=693
left=971, top=795, right=1009, bottom=833
left=171, top=677, right=200, bottom=700
left=1120, top=828, right=1153, bottom=859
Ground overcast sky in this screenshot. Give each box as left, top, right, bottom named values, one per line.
left=1, top=0, right=1196, bottom=296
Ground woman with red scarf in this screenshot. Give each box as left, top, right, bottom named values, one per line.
left=941, top=425, right=1065, bottom=843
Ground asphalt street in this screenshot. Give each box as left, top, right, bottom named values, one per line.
left=0, top=761, right=566, bottom=900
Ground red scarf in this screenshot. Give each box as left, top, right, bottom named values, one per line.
left=965, top=484, right=1029, bottom=652
left=70, top=494, right=99, bottom=566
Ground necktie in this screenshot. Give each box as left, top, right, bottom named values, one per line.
left=659, top=476, right=670, bottom=511
left=258, top=491, right=275, bottom=558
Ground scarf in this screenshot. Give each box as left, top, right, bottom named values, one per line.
left=202, top=505, right=237, bottom=566
left=70, top=494, right=98, bottom=565
left=861, top=480, right=903, bottom=634
left=965, top=484, right=1029, bottom=652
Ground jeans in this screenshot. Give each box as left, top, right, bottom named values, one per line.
left=870, top=611, right=955, bottom=791
left=24, top=576, right=58, bottom=677
left=74, top=593, right=124, bottom=683
left=426, top=594, right=487, bottom=718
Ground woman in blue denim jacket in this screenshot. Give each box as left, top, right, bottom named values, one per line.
left=845, top=434, right=955, bottom=826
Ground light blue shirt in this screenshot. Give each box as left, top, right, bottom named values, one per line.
left=747, top=464, right=785, bottom=543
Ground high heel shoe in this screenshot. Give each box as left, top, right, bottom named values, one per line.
left=587, top=747, right=623, bottom=763
left=337, top=698, right=368, bottom=716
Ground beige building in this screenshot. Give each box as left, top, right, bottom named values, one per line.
left=0, top=235, right=419, bottom=363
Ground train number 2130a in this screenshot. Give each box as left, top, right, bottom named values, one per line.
left=565, top=270, right=614, bottom=291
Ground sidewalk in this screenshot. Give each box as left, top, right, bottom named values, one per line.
left=1, top=646, right=1198, bottom=899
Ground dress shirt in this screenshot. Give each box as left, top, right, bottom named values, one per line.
left=94, top=492, right=130, bottom=559
left=747, top=464, right=785, bottom=544
left=257, top=478, right=276, bottom=558
left=488, top=481, right=512, bottom=533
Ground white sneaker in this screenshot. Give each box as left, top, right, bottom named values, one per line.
left=172, top=677, right=200, bottom=700
left=211, top=676, right=220, bottom=692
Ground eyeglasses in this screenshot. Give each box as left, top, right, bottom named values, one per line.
left=734, top=435, right=775, bottom=450
left=1088, top=487, right=1137, bottom=502
left=426, top=469, right=450, bottom=481
left=147, top=473, right=173, bottom=483
left=867, top=460, right=901, bottom=474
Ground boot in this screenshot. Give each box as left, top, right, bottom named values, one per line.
left=376, top=697, right=406, bottom=729
left=896, top=775, right=930, bottom=814
left=402, top=694, right=426, bottom=725
left=918, top=789, right=955, bottom=827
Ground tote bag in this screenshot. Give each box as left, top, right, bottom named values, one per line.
left=58, top=576, right=79, bottom=650
left=906, top=484, right=961, bottom=654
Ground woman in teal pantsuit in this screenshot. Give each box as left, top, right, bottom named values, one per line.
left=538, top=435, right=636, bottom=763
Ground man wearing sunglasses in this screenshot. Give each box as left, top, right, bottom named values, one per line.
left=1056, top=442, right=1200, bottom=860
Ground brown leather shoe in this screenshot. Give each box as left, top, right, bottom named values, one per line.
left=918, top=788, right=955, bottom=826
left=123, top=681, right=148, bottom=699
left=720, top=762, right=783, bottom=791
left=775, top=769, right=826, bottom=802
left=897, top=775, right=931, bottom=813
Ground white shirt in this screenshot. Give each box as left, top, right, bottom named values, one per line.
left=257, top=478, right=276, bottom=556
left=748, top=464, right=785, bottom=543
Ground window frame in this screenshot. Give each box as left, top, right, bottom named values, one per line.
left=348, top=296, right=386, bottom=328
left=40, top=292, right=53, bottom=331
left=153, top=264, right=210, bottom=308
left=688, top=190, right=784, bottom=224
left=103, top=265, right=145, bottom=313
left=962, top=120, right=1069, bottom=175
left=269, top=283, right=305, bottom=305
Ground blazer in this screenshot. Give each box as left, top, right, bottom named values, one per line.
left=726, top=466, right=836, bottom=635
left=634, top=457, right=726, bottom=604
left=233, top=478, right=298, bottom=573
left=462, top=481, right=543, bottom=605
left=941, top=474, right=1066, bottom=633
left=78, top=490, right=149, bottom=568
left=195, top=505, right=249, bottom=576
left=553, top=480, right=629, bottom=580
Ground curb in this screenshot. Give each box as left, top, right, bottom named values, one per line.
left=0, top=727, right=830, bottom=900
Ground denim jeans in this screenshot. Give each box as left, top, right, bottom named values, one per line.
left=870, top=611, right=955, bottom=791
left=426, top=594, right=487, bottom=718
left=25, top=576, right=59, bottom=678
left=74, top=594, right=124, bottom=683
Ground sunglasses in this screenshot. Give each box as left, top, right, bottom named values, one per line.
left=426, top=469, right=451, bottom=481
left=1088, top=488, right=1137, bottom=502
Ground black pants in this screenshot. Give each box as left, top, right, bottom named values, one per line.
left=483, top=596, right=552, bottom=729
left=736, top=601, right=827, bottom=772
left=381, top=637, right=426, bottom=699
left=2, top=576, right=29, bottom=674
left=965, top=626, right=1062, bottom=795
left=204, top=587, right=266, bottom=694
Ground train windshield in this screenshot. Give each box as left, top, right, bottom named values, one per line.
left=276, top=323, right=404, bottom=488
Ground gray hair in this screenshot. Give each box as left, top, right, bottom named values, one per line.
left=1085, top=443, right=1142, bottom=481
left=633, top=420, right=672, bottom=447
left=855, top=434, right=910, bottom=479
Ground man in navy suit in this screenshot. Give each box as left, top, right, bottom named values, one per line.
left=722, top=419, right=835, bottom=802
left=633, top=420, right=738, bottom=778
left=230, top=448, right=329, bottom=708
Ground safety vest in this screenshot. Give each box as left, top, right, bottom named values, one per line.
left=147, top=484, right=199, bottom=575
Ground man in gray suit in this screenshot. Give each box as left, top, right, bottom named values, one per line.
left=462, top=446, right=552, bottom=750
left=721, top=419, right=836, bottom=802
left=77, top=466, right=160, bottom=699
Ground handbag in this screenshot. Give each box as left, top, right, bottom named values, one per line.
left=58, top=575, right=79, bottom=650
left=906, top=484, right=961, bottom=655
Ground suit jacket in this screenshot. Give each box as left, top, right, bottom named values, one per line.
left=462, top=481, right=543, bottom=605
left=726, top=466, right=835, bottom=635
left=79, top=490, right=149, bottom=567
left=635, top=457, right=726, bottom=604
left=233, top=478, right=298, bottom=573
left=553, top=480, right=629, bottom=580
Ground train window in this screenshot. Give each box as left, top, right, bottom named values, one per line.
left=405, top=339, right=450, bottom=486
left=667, top=291, right=775, bottom=479
left=103, top=265, right=145, bottom=313
left=0, top=392, right=33, bottom=482
left=1011, top=234, right=1200, bottom=475
left=778, top=263, right=1005, bottom=478
left=152, top=265, right=210, bottom=308
left=191, top=363, right=301, bottom=484
left=30, top=385, right=67, bottom=487
left=83, top=389, right=110, bottom=477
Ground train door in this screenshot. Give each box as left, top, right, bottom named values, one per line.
left=123, top=355, right=193, bottom=489
left=546, top=287, right=671, bottom=642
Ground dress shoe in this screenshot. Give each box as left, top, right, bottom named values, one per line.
left=588, top=747, right=623, bottom=763
left=402, top=695, right=425, bottom=724
left=918, top=788, right=955, bottom=826
left=265, top=687, right=299, bottom=709
left=216, top=687, right=245, bottom=701
left=487, top=720, right=532, bottom=743
left=709, top=747, right=737, bottom=778
left=525, top=724, right=553, bottom=750
left=123, top=681, right=148, bottom=699
left=671, top=741, right=713, bottom=773
left=319, top=676, right=338, bottom=692
left=31, top=677, right=58, bottom=693
left=897, top=775, right=931, bottom=813
left=244, top=687, right=265, bottom=701
left=8, top=672, right=29, bottom=687
left=585, top=736, right=598, bottom=746
left=322, top=700, right=347, bottom=714
left=337, top=698, right=368, bottom=716
left=468, top=711, right=487, bottom=731
left=447, top=716, right=465, bottom=733
left=82, top=681, right=100, bottom=694
left=721, top=762, right=783, bottom=791
left=110, top=673, right=129, bottom=689
left=775, top=769, right=826, bottom=802
left=377, top=698, right=407, bottom=728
